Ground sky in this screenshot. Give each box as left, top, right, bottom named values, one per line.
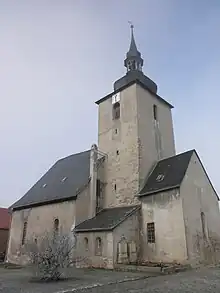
left=0, top=0, right=220, bottom=208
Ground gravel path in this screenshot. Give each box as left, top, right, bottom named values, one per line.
left=71, top=267, right=220, bottom=293
left=1, top=266, right=220, bottom=293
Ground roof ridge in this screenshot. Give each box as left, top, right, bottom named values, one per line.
left=157, top=149, right=195, bottom=163
left=58, top=149, right=91, bottom=162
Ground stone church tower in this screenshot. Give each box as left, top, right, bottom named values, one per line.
left=96, top=25, right=176, bottom=207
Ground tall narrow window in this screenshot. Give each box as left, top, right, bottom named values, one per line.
left=54, top=218, right=59, bottom=233
left=201, top=212, right=207, bottom=240
left=95, top=237, right=102, bottom=255
left=153, top=105, right=157, bottom=121
left=84, top=237, right=89, bottom=251
left=22, top=221, right=27, bottom=245
left=113, top=102, right=120, bottom=120
left=147, top=222, right=155, bottom=243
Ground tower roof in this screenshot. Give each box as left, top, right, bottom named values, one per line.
left=126, top=24, right=141, bottom=58
left=124, top=23, right=143, bottom=72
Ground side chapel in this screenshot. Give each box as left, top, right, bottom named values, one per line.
left=7, top=26, right=220, bottom=267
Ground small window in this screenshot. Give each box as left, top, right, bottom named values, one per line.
left=114, top=184, right=117, bottom=191
left=95, top=237, right=102, bottom=255
left=113, top=102, right=120, bottom=120
left=131, top=60, right=136, bottom=70
left=147, top=222, right=155, bottom=243
left=54, top=218, right=59, bottom=233
left=84, top=237, right=89, bottom=250
left=153, top=105, right=157, bottom=121
left=116, top=150, right=119, bottom=155
left=115, top=129, right=118, bottom=134
left=127, top=61, right=132, bottom=71
left=22, top=221, right=27, bottom=245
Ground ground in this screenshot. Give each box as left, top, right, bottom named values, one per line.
left=1, top=265, right=220, bottom=293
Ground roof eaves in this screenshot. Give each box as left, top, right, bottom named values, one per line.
left=58, top=149, right=91, bottom=163
left=95, top=79, right=173, bottom=109
left=75, top=227, right=113, bottom=233
left=138, top=185, right=180, bottom=197
left=11, top=195, right=78, bottom=212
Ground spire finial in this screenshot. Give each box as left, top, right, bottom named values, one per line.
left=128, top=21, right=134, bottom=31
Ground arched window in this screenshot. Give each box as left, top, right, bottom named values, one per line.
left=113, top=102, right=120, bottom=120
left=54, top=218, right=59, bottom=233
left=95, top=237, right=102, bottom=255
left=127, top=61, right=132, bottom=71
left=84, top=237, right=89, bottom=250
left=22, top=221, right=27, bottom=245
left=131, top=60, right=136, bottom=70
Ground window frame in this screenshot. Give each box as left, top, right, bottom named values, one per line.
left=84, top=237, right=89, bottom=251
left=54, top=218, right=59, bottom=233
left=95, top=237, right=102, bottom=256
left=147, top=222, right=155, bottom=244
left=113, top=102, right=120, bottom=120
left=21, top=221, right=28, bottom=245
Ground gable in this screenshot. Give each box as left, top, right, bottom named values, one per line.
left=185, top=150, right=219, bottom=201
left=139, top=150, right=194, bottom=196
left=10, top=150, right=91, bottom=211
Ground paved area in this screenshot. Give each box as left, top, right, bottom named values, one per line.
left=1, top=265, right=220, bottom=292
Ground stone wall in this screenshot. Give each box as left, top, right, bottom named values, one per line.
left=7, top=199, right=77, bottom=264
left=181, top=151, right=220, bottom=264
left=75, top=185, right=91, bottom=226
left=136, top=85, right=176, bottom=188
left=75, top=231, right=114, bottom=269
left=98, top=84, right=140, bottom=208
left=141, top=189, right=187, bottom=264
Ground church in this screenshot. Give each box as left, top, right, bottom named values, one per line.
left=7, top=26, right=220, bottom=268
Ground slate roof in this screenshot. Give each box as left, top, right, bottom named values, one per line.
left=139, top=150, right=194, bottom=196
left=74, top=205, right=140, bottom=232
left=10, top=150, right=91, bottom=211
left=0, top=208, right=11, bottom=230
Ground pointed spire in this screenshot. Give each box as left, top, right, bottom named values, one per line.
left=124, top=22, right=143, bottom=72
left=127, top=23, right=140, bottom=58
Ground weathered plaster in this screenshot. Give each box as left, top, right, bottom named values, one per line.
left=181, top=152, right=220, bottom=264
left=141, top=189, right=187, bottom=263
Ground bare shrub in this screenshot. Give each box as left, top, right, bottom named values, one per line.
left=26, top=231, right=81, bottom=281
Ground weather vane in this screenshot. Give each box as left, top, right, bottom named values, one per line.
left=128, top=21, right=134, bottom=30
